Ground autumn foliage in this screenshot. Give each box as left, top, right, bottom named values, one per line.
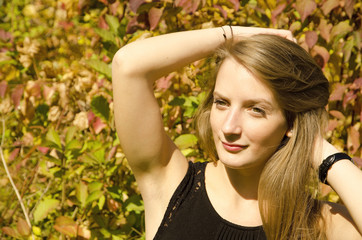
left=0, top=0, right=361, bottom=239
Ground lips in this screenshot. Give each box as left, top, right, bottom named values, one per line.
left=222, top=142, right=247, bottom=152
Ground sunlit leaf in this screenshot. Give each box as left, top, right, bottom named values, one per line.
left=305, top=31, right=318, bottom=49
left=86, top=190, right=104, bottom=206
left=86, top=59, right=112, bottom=79
left=11, top=85, right=23, bottom=109
left=53, top=216, right=77, bottom=237
left=174, top=134, right=198, bottom=149
left=129, top=0, right=145, bottom=12
left=330, top=20, right=353, bottom=40
left=33, top=198, right=60, bottom=223
left=125, top=195, right=144, bottom=213
left=0, top=80, right=7, bottom=97
left=295, top=0, right=316, bottom=22
left=76, top=181, right=88, bottom=208
left=1, top=227, right=20, bottom=238
left=94, top=28, right=117, bottom=46
left=347, top=125, right=360, bottom=154
left=16, top=218, right=30, bottom=237
left=105, top=14, right=120, bottom=34
left=321, top=0, right=339, bottom=15
left=46, top=128, right=62, bottom=150
left=149, top=7, right=163, bottom=31
left=65, top=126, right=77, bottom=145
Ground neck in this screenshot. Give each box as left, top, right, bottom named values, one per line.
left=218, top=162, right=264, bottom=201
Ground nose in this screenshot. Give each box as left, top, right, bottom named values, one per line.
left=222, top=108, right=242, bottom=136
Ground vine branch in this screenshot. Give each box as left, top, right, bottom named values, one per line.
left=0, top=117, right=34, bottom=239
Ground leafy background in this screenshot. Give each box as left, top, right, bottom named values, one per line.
left=0, top=0, right=360, bottom=239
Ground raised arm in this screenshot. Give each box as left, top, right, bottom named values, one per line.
left=111, top=26, right=294, bottom=239
left=112, top=26, right=293, bottom=172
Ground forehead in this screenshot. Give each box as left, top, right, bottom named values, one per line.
left=215, top=57, right=278, bottom=104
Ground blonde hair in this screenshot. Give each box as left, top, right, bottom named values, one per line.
left=195, top=34, right=329, bottom=239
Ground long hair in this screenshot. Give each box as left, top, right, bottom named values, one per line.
left=194, top=34, right=329, bottom=239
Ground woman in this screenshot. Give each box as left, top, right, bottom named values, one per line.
left=112, top=26, right=362, bottom=239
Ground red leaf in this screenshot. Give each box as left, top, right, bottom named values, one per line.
left=321, top=0, right=340, bottom=15
left=344, top=0, right=354, bottom=18
left=17, top=218, right=30, bottom=237
left=109, top=1, right=119, bottom=16
left=0, top=80, right=7, bottom=97
left=329, top=83, right=350, bottom=101
left=295, top=0, right=316, bottom=22
left=26, top=80, right=41, bottom=98
left=305, top=31, right=318, bottom=49
left=175, top=0, right=201, bottom=13
left=347, top=126, right=360, bottom=154
left=227, top=0, right=240, bottom=11
left=53, top=216, right=77, bottom=237
left=214, top=5, right=227, bottom=19
left=0, top=29, right=13, bottom=42
left=327, top=119, right=338, bottom=132
left=9, top=148, right=20, bottom=162
left=58, top=21, right=74, bottom=30
left=271, top=3, right=286, bottom=26
left=318, top=19, right=332, bottom=42
left=343, top=90, right=357, bottom=108
left=37, top=146, right=50, bottom=154
left=329, top=110, right=345, bottom=120
left=98, top=15, right=109, bottom=30
left=156, top=73, right=175, bottom=91
left=350, top=77, right=362, bottom=90
left=148, top=7, right=163, bottom=31
left=129, top=0, right=145, bottom=13
left=311, top=45, right=330, bottom=68
left=88, top=111, right=95, bottom=123
left=106, top=146, right=117, bottom=160
left=92, top=117, right=107, bottom=134
left=353, top=157, right=362, bottom=167
left=11, top=85, right=24, bottom=109
left=1, top=227, right=20, bottom=238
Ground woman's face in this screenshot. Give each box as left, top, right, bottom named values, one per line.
left=210, top=57, right=288, bottom=170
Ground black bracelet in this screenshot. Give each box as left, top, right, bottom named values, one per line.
left=318, top=153, right=352, bottom=185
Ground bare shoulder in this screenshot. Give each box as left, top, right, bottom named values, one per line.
left=321, top=201, right=362, bottom=240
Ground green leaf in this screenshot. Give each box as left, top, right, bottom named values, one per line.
left=169, top=97, right=185, bottom=106
left=91, top=95, right=110, bottom=121
left=46, top=128, right=62, bottom=150
left=105, top=14, right=120, bottom=34
left=65, top=126, right=77, bottom=144
left=125, top=195, right=144, bottom=214
left=33, top=198, right=59, bottom=223
left=86, top=190, right=104, bottom=206
left=174, top=134, right=198, bottom=149
left=98, top=195, right=105, bottom=210
left=330, top=20, right=353, bottom=40
left=88, top=181, right=103, bottom=193
left=94, top=28, right=117, bottom=45
left=86, top=59, right=112, bottom=79
left=76, top=182, right=88, bottom=208
left=65, top=139, right=82, bottom=151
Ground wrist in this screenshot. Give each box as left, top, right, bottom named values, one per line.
left=319, top=152, right=353, bottom=185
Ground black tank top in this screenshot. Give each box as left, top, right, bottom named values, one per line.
left=154, top=161, right=267, bottom=240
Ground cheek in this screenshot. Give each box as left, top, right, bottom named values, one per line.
left=245, top=119, right=287, bottom=147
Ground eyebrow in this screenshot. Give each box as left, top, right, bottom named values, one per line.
left=213, top=91, right=274, bottom=109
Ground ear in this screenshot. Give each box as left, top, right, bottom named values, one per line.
left=286, top=129, right=293, bottom=138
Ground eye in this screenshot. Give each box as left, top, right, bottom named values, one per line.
left=250, top=107, right=266, bottom=116
left=213, top=98, right=228, bottom=109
